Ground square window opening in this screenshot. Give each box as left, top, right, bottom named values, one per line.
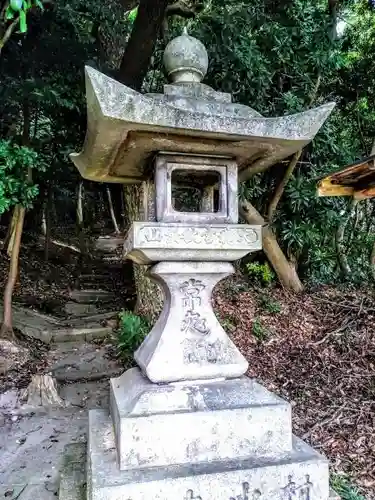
left=171, top=169, right=221, bottom=213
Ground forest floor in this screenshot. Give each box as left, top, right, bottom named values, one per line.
left=0, top=243, right=374, bottom=499
left=214, top=277, right=375, bottom=499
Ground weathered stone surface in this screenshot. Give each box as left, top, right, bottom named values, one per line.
left=69, top=290, right=114, bottom=304
left=134, top=262, right=248, bottom=383
left=50, top=342, right=122, bottom=382
left=0, top=305, right=58, bottom=343
left=87, top=409, right=330, bottom=500
left=64, top=302, right=99, bottom=317
left=154, top=154, right=239, bottom=224
left=70, top=66, right=334, bottom=184
left=110, top=368, right=292, bottom=470
left=50, top=326, right=112, bottom=343
left=59, top=443, right=86, bottom=500
left=124, top=222, right=261, bottom=264
left=163, top=29, right=208, bottom=84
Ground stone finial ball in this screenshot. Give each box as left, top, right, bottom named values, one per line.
left=163, top=28, right=209, bottom=83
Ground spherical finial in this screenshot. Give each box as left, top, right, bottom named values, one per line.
left=163, top=28, right=208, bottom=83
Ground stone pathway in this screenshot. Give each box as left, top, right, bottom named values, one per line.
left=49, top=341, right=123, bottom=383
left=0, top=339, right=124, bottom=500
left=0, top=304, right=117, bottom=344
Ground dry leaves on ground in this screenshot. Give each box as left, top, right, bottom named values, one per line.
left=214, top=280, right=375, bottom=499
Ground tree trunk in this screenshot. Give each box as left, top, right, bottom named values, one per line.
left=21, top=374, right=66, bottom=408
left=44, top=185, right=53, bottom=261
left=5, top=205, right=18, bottom=256
left=240, top=200, right=303, bottom=293
left=76, top=180, right=87, bottom=272
left=123, top=181, right=163, bottom=324
left=118, top=0, right=169, bottom=89
left=107, top=185, right=121, bottom=235
left=267, top=150, right=301, bottom=222
left=336, top=198, right=358, bottom=277
left=1, top=205, right=26, bottom=340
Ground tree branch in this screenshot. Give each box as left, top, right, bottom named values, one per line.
left=0, top=17, right=19, bottom=56
left=267, top=73, right=322, bottom=223
left=267, top=150, right=301, bottom=222
left=162, top=0, right=203, bottom=39
left=165, top=1, right=197, bottom=18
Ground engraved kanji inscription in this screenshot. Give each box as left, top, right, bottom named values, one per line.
left=180, top=279, right=210, bottom=336
left=281, top=475, right=313, bottom=500
left=229, top=482, right=261, bottom=500
left=185, top=490, right=202, bottom=500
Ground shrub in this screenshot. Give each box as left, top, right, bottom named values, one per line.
left=330, top=475, right=366, bottom=500
left=258, top=293, right=281, bottom=314
left=116, top=310, right=149, bottom=361
left=252, top=318, right=269, bottom=341
left=245, top=262, right=275, bottom=287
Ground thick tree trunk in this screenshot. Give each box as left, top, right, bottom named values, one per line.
left=240, top=200, right=303, bottom=293
left=123, top=181, right=163, bottom=324
left=118, top=0, right=169, bottom=89
left=1, top=205, right=26, bottom=340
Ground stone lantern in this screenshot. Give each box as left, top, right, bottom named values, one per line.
left=70, top=30, right=336, bottom=500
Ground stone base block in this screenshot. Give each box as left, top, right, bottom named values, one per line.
left=87, top=410, right=331, bottom=500
left=110, top=368, right=292, bottom=470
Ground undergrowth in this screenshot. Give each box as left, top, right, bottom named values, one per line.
left=116, top=310, right=149, bottom=362
left=331, top=475, right=366, bottom=500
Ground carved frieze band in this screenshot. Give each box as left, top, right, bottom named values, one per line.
left=137, top=225, right=260, bottom=248
left=183, top=475, right=313, bottom=500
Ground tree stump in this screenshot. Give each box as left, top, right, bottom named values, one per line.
left=21, top=374, right=66, bottom=408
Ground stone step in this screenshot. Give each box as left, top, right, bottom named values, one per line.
left=69, top=289, right=115, bottom=304
left=65, top=311, right=117, bottom=327
left=110, top=370, right=292, bottom=471
left=64, top=302, right=99, bottom=317
left=88, top=409, right=331, bottom=500
left=59, top=443, right=86, bottom=500
left=51, top=326, right=113, bottom=343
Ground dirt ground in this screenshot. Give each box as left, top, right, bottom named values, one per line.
left=0, top=243, right=373, bottom=498
left=214, top=278, right=375, bottom=498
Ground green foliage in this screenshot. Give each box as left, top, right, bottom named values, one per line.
left=186, top=0, right=375, bottom=285
left=0, top=139, right=45, bottom=214
left=257, top=294, right=281, bottom=314
left=127, top=6, right=138, bottom=23
left=219, top=315, right=236, bottom=332
left=116, top=310, right=149, bottom=360
left=331, top=475, right=366, bottom=500
left=245, top=262, right=275, bottom=287
left=3, top=0, right=44, bottom=35
left=252, top=318, right=269, bottom=341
